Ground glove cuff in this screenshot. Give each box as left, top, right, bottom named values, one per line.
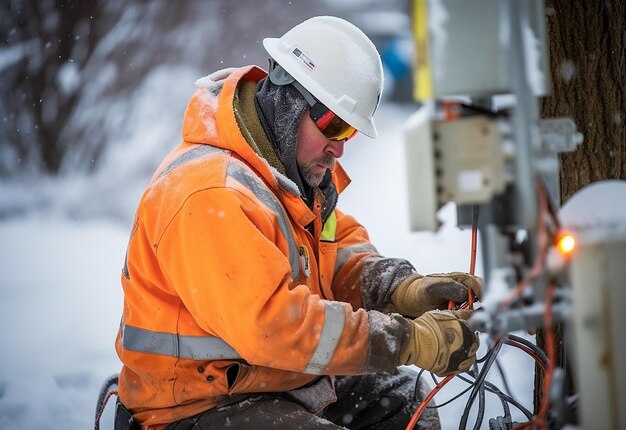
left=413, top=312, right=442, bottom=371
left=399, top=313, right=440, bottom=370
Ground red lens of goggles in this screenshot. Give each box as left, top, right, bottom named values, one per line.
left=309, top=103, right=358, bottom=141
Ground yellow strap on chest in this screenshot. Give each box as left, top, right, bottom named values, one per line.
left=321, top=211, right=337, bottom=242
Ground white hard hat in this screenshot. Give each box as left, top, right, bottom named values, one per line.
left=263, top=16, right=384, bottom=138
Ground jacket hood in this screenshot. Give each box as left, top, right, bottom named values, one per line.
left=181, top=66, right=351, bottom=196
left=182, top=66, right=261, bottom=152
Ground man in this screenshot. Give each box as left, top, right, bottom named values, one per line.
left=115, top=16, right=482, bottom=429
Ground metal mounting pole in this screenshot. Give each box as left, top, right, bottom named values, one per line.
left=505, top=0, right=540, bottom=234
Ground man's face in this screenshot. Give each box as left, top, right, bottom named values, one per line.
left=296, top=114, right=346, bottom=187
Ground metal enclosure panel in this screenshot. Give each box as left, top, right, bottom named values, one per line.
left=404, top=107, right=438, bottom=231
left=433, top=117, right=506, bottom=203
left=424, top=0, right=548, bottom=98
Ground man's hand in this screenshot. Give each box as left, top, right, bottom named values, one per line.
left=400, top=309, right=479, bottom=377
left=390, top=272, right=483, bottom=318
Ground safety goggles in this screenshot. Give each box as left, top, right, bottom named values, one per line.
left=290, top=80, right=358, bottom=142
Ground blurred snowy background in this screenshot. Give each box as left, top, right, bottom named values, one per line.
left=0, top=1, right=534, bottom=429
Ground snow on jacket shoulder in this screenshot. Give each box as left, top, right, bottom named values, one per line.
left=115, top=65, right=414, bottom=426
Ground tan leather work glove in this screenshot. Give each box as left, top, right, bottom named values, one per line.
left=391, top=272, right=483, bottom=318
left=400, top=309, right=479, bottom=377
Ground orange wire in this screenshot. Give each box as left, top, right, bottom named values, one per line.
left=411, top=181, right=557, bottom=429
left=504, top=339, right=547, bottom=373
left=467, top=216, right=478, bottom=307
left=511, top=283, right=556, bottom=430
left=469, top=216, right=478, bottom=277
left=405, top=375, right=455, bottom=430
left=410, top=212, right=480, bottom=429
left=538, top=283, right=556, bottom=423
left=448, top=208, right=479, bottom=310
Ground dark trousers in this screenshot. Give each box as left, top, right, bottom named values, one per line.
left=165, top=367, right=441, bottom=429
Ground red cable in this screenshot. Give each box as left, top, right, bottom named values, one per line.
left=511, top=283, right=556, bottom=430
left=409, top=182, right=555, bottom=429
left=465, top=217, right=478, bottom=308
left=504, top=339, right=548, bottom=373
left=408, top=210, right=480, bottom=429
left=406, top=375, right=455, bottom=430
left=94, top=389, right=118, bottom=428
left=469, top=216, right=478, bottom=277
left=537, top=283, right=556, bottom=424
left=448, top=208, right=479, bottom=310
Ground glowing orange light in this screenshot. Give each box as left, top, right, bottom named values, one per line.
left=557, top=234, right=576, bottom=255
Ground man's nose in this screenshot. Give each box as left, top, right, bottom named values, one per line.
left=325, top=139, right=345, bottom=158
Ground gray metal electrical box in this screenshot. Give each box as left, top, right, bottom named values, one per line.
left=416, top=0, right=549, bottom=98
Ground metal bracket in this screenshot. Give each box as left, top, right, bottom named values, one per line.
left=539, top=117, right=584, bottom=154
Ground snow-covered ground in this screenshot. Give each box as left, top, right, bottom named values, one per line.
left=0, top=216, right=127, bottom=429
left=0, top=102, right=536, bottom=429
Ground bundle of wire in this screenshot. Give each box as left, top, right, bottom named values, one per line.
left=406, top=180, right=561, bottom=430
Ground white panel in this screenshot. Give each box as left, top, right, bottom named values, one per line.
left=404, top=107, right=438, bottom=231
left=428, top=0, right=548, bottom=97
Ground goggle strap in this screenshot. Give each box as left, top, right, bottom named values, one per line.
left=309, top=103, right=329, bottom=123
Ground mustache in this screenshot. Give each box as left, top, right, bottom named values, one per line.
left=313, top=153, right=336, bottom=170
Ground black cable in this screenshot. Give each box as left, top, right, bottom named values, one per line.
left=476, top=351, right=490, bottom=364
left=472, top=205, right=479, bottom=230
left=458, top=102, right=503, bottom=118
left=461, top=334, right=500, bottom=428
left=500, top=387, right=512, bottom=424
left=507, top=334, right=548, bottom=366
left=412, top=334, right=536, bottom=426
left=459, top=337, right=505, bottom=429
left=414, top=367, right=428, bottom=402
left=425, top=371, right=472, bottom=409
left=474, top=365, right=486, bottom=430
left=476, top=334, right=500, bottom=364
left=426, top=383, right=475, bottom=409
left=423, top=370, right=526, bottom=423
left=484, top=380, right=528, bottom=421
left=483, top=367, right=513, bottom=426
left=416, top=369, right=475, bottom=411
left=456, top=374, right=533, bottom=421
left=429, top=371, right=438, bottom=386
left=408, top=196, right=547, bottom=428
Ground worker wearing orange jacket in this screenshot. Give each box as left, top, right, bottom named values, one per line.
left=115, top=16, right=482, bottom=430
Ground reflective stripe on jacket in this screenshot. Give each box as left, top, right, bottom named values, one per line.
left=116, top=66, right=415, bottom=426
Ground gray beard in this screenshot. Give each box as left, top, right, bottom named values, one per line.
left=300, top=153, right=336, bottom=187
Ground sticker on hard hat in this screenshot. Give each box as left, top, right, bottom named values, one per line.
left=292, top=48, right=316, bottom=71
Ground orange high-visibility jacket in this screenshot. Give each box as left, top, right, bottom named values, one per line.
left=116, top=66, right=416, bottom=426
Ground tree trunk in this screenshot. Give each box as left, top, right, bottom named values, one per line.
left=535, top=0, right=626, bottom=419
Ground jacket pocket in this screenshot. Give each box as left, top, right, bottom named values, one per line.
left=228, top=363, right=288, bottom=395
left=226, top=362, right=255, bottom=394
